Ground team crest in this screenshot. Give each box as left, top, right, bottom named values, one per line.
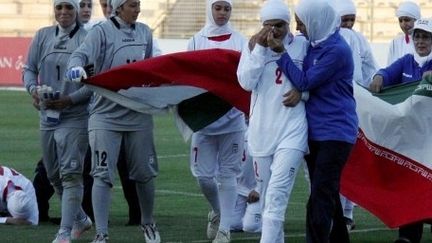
left=232, top=143, right=239, bottom=153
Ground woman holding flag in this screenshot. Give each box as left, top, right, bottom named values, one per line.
left=66, top=0, right=161, bottom=242
left=369, top=18, right=432, bottom=243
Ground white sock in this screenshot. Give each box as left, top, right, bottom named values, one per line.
left=60, top=183, right=84, bottom=233
left=218, top=176, right=237, bottom=232
left=344, top=199, right=355, bottom=220
left=92, top=179, right=111, bottom=235
left=135, top=179, right=155, bottom=225
left=260, top=217, right=284, bottom=243
left=197, top=177, right=220, bottom=215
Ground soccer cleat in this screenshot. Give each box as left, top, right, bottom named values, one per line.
left=71, top=216, right=92, bottom=240
left=91, top=233, right=109, bottom=243
left=52, top=231, right=71, bottom=243
left=212, top=230, right=231, bottom=243
left=207, top=211, right=220, bottom=240
left=141, top=223, right=161, bottom=243
left=343, top=216, right=356, bottom=231
left=394, top=237, right=412, bottom=243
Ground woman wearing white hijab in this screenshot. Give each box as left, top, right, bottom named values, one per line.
left=387, top=1, right=421, bottom=65
left=23, top=0, right=92, bottom=242
left=67, top=0, right=161, bottom=242
left=335, top=0, right=379, bottom=87
left=268, top=0, right=358, bottom=242
left=237, top=0, right=309, bottom=242
left=186, top=1, right=246, bottom=242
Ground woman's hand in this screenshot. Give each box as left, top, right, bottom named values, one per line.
left=369, top=75, right=384, bottom=93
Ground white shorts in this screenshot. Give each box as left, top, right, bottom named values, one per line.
left=190, top=131, right=244, bottom=179
left=254, top=148, right=304, bottom=221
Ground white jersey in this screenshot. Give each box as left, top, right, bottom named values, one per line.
left=354, top=31, right=379, bottom=86
left=0, top=166, right=38, bottom=225
left=237, top=35, right=309, bottom=157
left=187, top=31, right=247, bottom=135
left=339, top=28, right=363, bottom=85
left=387, top=33, right=415, bottom=65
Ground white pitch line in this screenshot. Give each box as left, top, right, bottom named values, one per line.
left=157, top=154, right=188, bottom=159
left=113, top=187, right=203, bottom=197
left=0, top=87, right=25, bottom=91
left=157, top=189, right=203, bottom=197
left=189, top=227, right=392, bottom=243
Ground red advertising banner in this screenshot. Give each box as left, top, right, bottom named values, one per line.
left=0, top=37, right=31, bottom=87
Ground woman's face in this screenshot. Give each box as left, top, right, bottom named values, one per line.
left=79, top=0, right=93, bottom=24
left=341, top=14, right=356, bottom=29
left=263, top=19, right=289, bottom=40
left=117, top=0, right=141, bottom=25
left=399, top=16, right=416, bottom=35
left=55, top=2, right=77, bottom=28
left=212, top=1, right=231, bottom=26
left=413, top=29, right=432, bottom=57
left=99, top=0, right=111, bottom=18
left=295, top=14, right=308, bottom=39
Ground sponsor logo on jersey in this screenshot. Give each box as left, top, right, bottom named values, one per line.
left=122, top=38, right=135, bottom=42
left=54, top=45, right=67, bottom=50
left=402, top=72, right=413, bottom=78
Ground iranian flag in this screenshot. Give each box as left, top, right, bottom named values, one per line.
left=83, top=49, right=249, bottom=139
left=341, top=77, right=432, bottom=228
left=84, top=48, right=432, bottom=228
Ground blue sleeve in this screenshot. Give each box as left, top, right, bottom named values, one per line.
left=376, top=56, right=406, bottom=87
left=277, top=46, right=349, bottom=91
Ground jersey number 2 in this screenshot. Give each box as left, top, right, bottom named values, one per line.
left=275, top=67, right=283, bottom=84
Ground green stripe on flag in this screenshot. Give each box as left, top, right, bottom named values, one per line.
left=177, top=92, right=232, bottom=132
left=373, top=81, right=420, bottom=105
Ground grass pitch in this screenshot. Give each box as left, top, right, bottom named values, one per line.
left=0, top=90, right=429, bottom=242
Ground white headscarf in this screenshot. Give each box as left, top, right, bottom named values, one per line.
left=7, top=190, right=32, bottom=219
left=111, top=0, right=127, bottom=15
left=54, top=0, right=79, bottom=12
left=333, top=0, right=356, bottom=17
left=260, top=0, right=290, bottom=24
left=396, top=1, right=421, bottom=20
left=295, top=0, right=339, bottom=46
left=413, top=18, right=432, bottom=66
left=200, top=0, right=234, bottom=37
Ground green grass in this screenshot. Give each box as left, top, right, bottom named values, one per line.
left=0, top=90, right=430, bottom=242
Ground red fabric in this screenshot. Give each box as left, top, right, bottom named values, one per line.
left=85, top=49, right=251, bottom=114
left=208, top=34, right=232, bottom=42
left=341, top=129, right=432, bottom=228
left=405, top=34, right=410, bottom=44
left=2, top=181, right=22, bottom=202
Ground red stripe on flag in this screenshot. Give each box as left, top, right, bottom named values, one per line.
left=85, top=49, right=251, bottom=114
left=341, top=129, right=432, bottom=228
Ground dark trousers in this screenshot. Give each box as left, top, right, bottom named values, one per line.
left=305, top=140, right=353, bottom=243
left=33, top=146, right=141, bottom=224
